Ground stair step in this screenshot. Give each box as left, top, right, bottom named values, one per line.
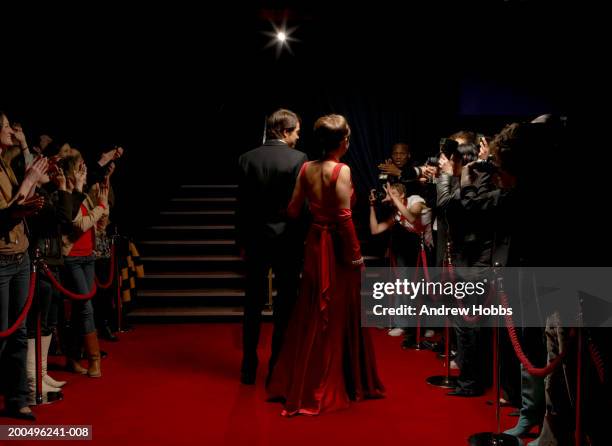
left=144, top=225, right=236, bottom=240
left=170, top=198, right=236, bottom=202
left=180, top=185, right=238, bottom=189
left=141, top=255, right=241, bottom=261
left=127, top=306, right=270, bottom=318
left=149, top=225, right=235, bottom=230
left=137, top=241, right=238, bottom=256
left=156, top=210, right=236, bottom=225
left=139, top=240, right=236, bottom=245
left=160, top=210, right=235, bottom=215
left=143, top=271, right=244, bottom=279
left=138, top=289, right=246, bottom=298
left=140, top=255, right=243, bottom=273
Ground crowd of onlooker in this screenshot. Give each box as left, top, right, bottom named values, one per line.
left=0, top=111, right=124, bottom=420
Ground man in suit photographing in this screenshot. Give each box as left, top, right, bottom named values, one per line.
left=237, top=109, right=307, bottom=385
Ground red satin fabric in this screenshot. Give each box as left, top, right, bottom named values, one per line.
left=266, top=162, right=385, bottom=416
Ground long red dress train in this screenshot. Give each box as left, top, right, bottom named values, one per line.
left=266, top=161, right=385, bottom=416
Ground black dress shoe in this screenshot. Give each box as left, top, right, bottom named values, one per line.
left=240, top=370, right=256, bottom=385
left=5, top=407, right=36, bottom=421
left=447, top=388, right=482, bottom=397
left=240, top=356, right=258, bottom=385
left=100, top=325, right=119, bottom=342
left=422, top=340, right=439, bottom=351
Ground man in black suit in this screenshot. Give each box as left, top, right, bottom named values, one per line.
left=237, top=109, right=308, bottom=385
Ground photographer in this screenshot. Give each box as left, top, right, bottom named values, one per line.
left=369, top=182, right=432, bottom=337
left=461, top=120, right=575, bottom=445
left=435, top=141, right=495, bottom=398
left=377, top=142, right=435, bottom=186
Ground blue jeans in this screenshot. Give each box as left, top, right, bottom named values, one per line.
left=27, top=268, right=61, bottom=338
left=0, top=252, right=31, bottom=410
left=63, top=256, right=96, bottom=335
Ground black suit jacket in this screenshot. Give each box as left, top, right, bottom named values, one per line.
left=237, top=140, right=308, bottom=246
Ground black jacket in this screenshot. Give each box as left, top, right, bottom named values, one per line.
left=237, top=140, right=307, bottom=246
left=437, top=171, right=495, bottom=268
left=27, top=186, right=73, bottom=266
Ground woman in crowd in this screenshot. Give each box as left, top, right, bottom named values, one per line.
left=25, top=156, right=72, bottom=398
left=61, top=154, right=109, bottom=378
left=0, top=112, right=47, bottom=420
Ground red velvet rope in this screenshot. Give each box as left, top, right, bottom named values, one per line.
left=588, top=340, right=606, bottom=384
left=0, top=271, right=37, bottom=338
left=95, top=244, right=116, bottom=289
left=43, top=265, right=97, bottom=300
left=500, top=291, right=569, bottom=378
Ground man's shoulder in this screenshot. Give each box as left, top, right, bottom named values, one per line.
left=239, top=143, right=307, bottom=164
left=239, top=146, right=263, bottom=162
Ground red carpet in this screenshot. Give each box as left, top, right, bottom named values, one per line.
left=5, top=324, right=523, bottom=446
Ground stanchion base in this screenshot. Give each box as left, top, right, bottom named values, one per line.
left=32, top=391, right=64, bottom=406
left=402, top=341, right=426, bottom=351
left=426, top=375, right=458, bottom=389
left=468, top=432, right=520, bottom=446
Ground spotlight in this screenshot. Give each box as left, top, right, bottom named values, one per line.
left=263, top=22, right=298, bottom=58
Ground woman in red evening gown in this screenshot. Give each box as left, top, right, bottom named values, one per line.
left=266, top=114, right=385, bottom=416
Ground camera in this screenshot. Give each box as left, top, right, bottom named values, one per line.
left=471, top=155, right=497, bottom=173
left=426, top=156, right=439, bottom=167
left=439, top=138, right=459, bottom=159
left=374, top=173, right=390, bottom=202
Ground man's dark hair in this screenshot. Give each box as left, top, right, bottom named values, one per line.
left=392, top=143, right=410, bottom=154
left=265, top=109, right=300, bottom=140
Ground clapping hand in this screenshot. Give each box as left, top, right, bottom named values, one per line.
left=9, top=194, right=45, bottom=219
left=99, top=146, right=125, bottom=166
left=378, top=159, right=402, bottom=177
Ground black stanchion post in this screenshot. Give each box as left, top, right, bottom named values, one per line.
left=34, top=250, right=43, bottom=405
left=426, top=247, right=458, bottom=388
left=112, top=229, right=124, bottom=333
left=468, top=263, right=518, bottom=446
left=426, top=319, right=458, bottom=388
left=404, top=235, right=427, bottom=351
left=32, top=249, right=63, bottom=405
left=575, top=297, right=584, bottom=446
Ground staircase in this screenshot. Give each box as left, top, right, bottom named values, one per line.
left=129, top=184, right=259, bottom=319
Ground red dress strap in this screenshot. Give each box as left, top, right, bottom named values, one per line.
left=298, top=161, right=310, bottom=185
left=330, top=162, right=345, bottom=185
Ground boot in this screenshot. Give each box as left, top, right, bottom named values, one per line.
left=505, top=364, right=544, bottom=438
left=41, top=335, right=67, bottom=388
left=504, top=416, right=539, bottom=437
left=65, top=331, right=87, bottom=375
left=27, top=338, right=62, bottom=401
left=83, top=332, right=102, bottom=378
left=48, top=327, right=64, bottom=356
left=100, top=322, right=118, bottom=342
